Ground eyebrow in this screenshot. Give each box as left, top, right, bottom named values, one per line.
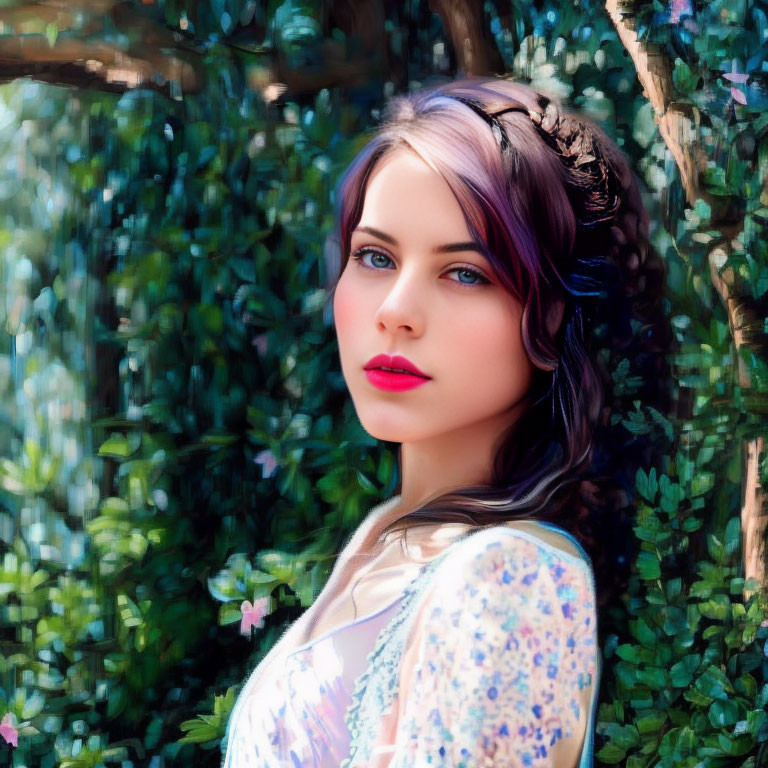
left=353, top=226, right=487, bottom=257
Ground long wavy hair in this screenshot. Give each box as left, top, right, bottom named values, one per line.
left=326, top=76, right=674, bottom=609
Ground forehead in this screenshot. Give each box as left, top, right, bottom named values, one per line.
left=356, top=147, right=472, bottom=242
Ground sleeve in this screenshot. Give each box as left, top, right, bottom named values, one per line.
left=373, top=531, right=598, bottom=768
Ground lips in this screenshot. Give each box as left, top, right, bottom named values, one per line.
left=363, top=354, right=431, bottom=379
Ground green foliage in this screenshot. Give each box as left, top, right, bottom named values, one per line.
left=589, top=1, right=768, bottom=761
left=178, top=687, right=236, bottom=747
left=598, top=456, right=768, bottom=765
left=0, top=0, right=766, bottom=765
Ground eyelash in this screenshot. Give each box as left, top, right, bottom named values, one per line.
left=349, top=247, right=491, bottom=289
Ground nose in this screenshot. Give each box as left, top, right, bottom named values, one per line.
left=373, top=270, right=425, bottom=336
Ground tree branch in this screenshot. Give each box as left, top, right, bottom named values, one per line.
left=0, top=2, right=201, bottom=94
left=428, top=0, right=505, bottom=76
left=0, top=34, right=200, bottom=93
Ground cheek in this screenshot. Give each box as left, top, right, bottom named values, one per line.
left=452, top=305, right=531, bottom=387
left=332, top=269, right=368, bottom=355
left=332, top=271, right=356, bottom=333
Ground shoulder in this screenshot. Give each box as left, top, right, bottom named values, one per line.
left=431, top=524, right=594, bottom=598
left=390, top=525, right=599, bottom=762
left=418, top=524, right=597, bottom=651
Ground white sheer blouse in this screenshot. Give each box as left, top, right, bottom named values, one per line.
left=222, top=496, right=600, bottom=767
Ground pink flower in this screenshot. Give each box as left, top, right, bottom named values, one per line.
left=252, top=333, right=269, bottom=357
left=724, top=71, right=749, bottom=104
left=0, top=713, right=18, bottom=748
left=669, top=0, right=692, bottom=23
left=240, top=597, right=270, bottom=636
left=730, top=87, right=748, bottom=105
left=254, top=449, right=278, bottom=478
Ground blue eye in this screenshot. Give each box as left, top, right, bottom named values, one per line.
left=352, top=248, right=393, bottom=270
left=349, top=248, right=490, bottom=288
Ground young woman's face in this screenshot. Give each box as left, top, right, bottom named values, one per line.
left=333, top=147, right=536, bottom=446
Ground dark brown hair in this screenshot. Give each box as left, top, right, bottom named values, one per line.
left=327, top=76, right=674, bottom=609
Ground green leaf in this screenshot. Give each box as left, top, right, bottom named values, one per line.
left=636, top=551, right=661, bottom=580
left=615, top=644, right=640, bottom=663
left=672, top=58, right=700, bottom=94
left=355, top=469, right=377, bottom=492
left=636, top=709, right=665, bottom=735
left=177, top=720, right=219, bottom=744
left=681, top=516, right=703, bottom=532
left=636, top=667, right=667, bottom=690
left=693, top=198, right=712, bottom=222
left=144, top=716, right=164, bottom=750
left=669, top=654, right=701, bottom=688
left=701, top=166, right=729, bottom=196
left=724, top=516, right=741, bottom=556
left=698, top=594, right=730, bottom=620
left=636, top=467, right=658, bottom=503
left=665, top=578, right=682, bottom=600
left=218, top=602, right=243, bottom=626
left=213, top=687, right=236, bottom=717
left=98, top=432, right=140, bottom=459
left=747, top=709, right=767, bottom=738
left=107, top=685, right=128, bottom=719
left=684, top=687, right=715, bottom=707
left=596, top=742, right=628, bottom=764
left=708, top=698, right=739, bottom=727
left=661, top=605, right=688, bottom=635
left=632, top=100, right=657, bottom=149
left=695, top=665, right=733, bottom=701
left=734, top=673, right=757, bottom=698
left=658, top=474, right=683, bottom=514
left=706, top=534, right=728, bottom=564
left=20, top=690, right=46, bottom=719
left=45, top=22, right=58, bottom=47
left=632, top=617, right=657, bottom=649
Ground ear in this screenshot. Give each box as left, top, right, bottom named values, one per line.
left=546, top=298, right=565, bottom=338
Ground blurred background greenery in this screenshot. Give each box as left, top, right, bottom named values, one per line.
left=0, top=0, right=767, bottom=766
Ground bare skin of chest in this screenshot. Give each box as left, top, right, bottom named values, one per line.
left=300, top=519, right=582, bottom=646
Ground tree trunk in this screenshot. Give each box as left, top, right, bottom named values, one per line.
left=604, top=0, right=768, bottom=596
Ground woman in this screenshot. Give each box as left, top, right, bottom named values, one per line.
left=222, top=75, right=667, bottom=767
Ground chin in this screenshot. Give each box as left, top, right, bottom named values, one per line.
left=358, top=421, right=407, bottom=443
left=354, top=411, right=418, bottom=444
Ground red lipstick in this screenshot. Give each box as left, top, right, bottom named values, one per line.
left=363, top=354, right=432, bottom=392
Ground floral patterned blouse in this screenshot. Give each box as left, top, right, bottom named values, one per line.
left=222, top=520, right=600, bottom=768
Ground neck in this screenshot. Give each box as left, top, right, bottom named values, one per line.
left=394, top=405, right=524, bottom=516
